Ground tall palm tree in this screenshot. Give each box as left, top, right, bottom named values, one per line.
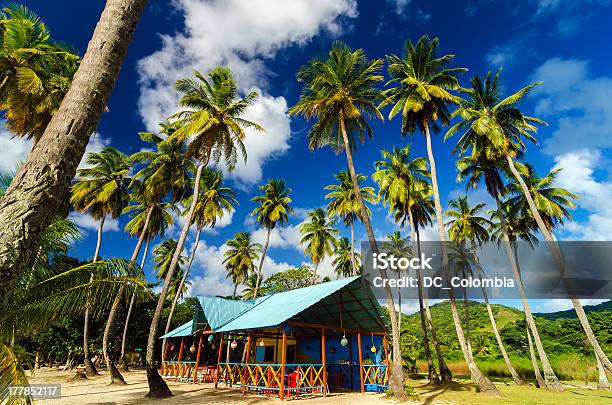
left=163, top=168, right=237, bottom=344
left=373, top=146, right=444, bottom=384
left=325, top=171, right=375, bottom=275
left=152, top=239, right=186, bottom=280
left=241, top=273, right=262, bottom=299
left=288, top=42, right=408, bottom=394
left=251, top=179, right=292, bottom=297
left=0, top=0, right=148, bottom=306
left=445, top=197, right=525, bottom=385
left=299, top=208, right=338, bottom=284
left=224, top=232, right=261, bottom=298
left=118, top=198, right=176, bottom=371
left=0, top=4, right=80, bottom=142
left=456, top=148, right=561, bottom=390
left=70, top=147, right=131, bottom=377
left=379, top=36, right=489, bottom=390
left=332, top=237, right=360, bottom=277
left=145, top=67, right=263, bottom=397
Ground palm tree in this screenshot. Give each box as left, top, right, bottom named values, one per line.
left=378, top=35, right=496, bottom=394
left=153, top=239, right=186, bottom=280
left=0, top=5, right=80, bottom=142
left=162, top=168, right=237, bottom=344
left=332, top=237, right=360, bottom=277
left=0, top=0, right=148, bottom=304
left=241, top=273, right=262, bottom=299
left=224, top=232, right=261, bottom=298
left=299, top=208, right=338, bottom=284
left=118, top=198, right=176, bottom=371
left=145, top=67, right=263, bottom=397
left=445, top=197, right=525, bottom=385
left=325, top=171, right=375, bottom=275
left=70, top=147, right=131, bottom=377
left=289, top=42, right=408, bottom=394
left=251, top=179, right=292, bottom=297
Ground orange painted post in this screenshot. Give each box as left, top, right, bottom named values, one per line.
left=357, top=333, right=364, bottom=394
left=242, top=334, right=251, bottom=393
left=279, top=331, right=287, bottom=400
left=383, top=334, right=389, bottom=387
left=177, top=337, right=184, bottom=378
left=321, top=328, right=327, bottom=396
left=214, top=334, right=224, bottom=388
left=193, top=334, right=203, bottom=384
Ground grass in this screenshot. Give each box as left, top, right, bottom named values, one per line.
left=407, top=375, right=612, bottom=405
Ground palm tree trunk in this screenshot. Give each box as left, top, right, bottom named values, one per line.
left=84, top=214, right=106, bottom=377
left=146, top=162, right=206, bottom=398
left=233, top=283, right=238, bottom=299
left=506, top=155, right=612, bottom=373
left=408, top=209, right=439, bottom=385
left=493, top=192, right=562, bottom=390
left=422, top=122, right=498, bottom=394
left=339, top=113, right=405, bottom=396
left=162, top=227, right=201, bottom=354
left=311, top=261, right=319, bottom=285
left=103, top=206, right=152, bottom=384
left=253, top=227, right=270, bottom=298
left=462, top=268, right=472, bottom=354
left=120, top=236, right=151, bottom=371
left=349, top=218, right=357, bottom=275
left=416, top=226, right=452, bottom=382
left=596, top=351, right=611, bottom=390
left=526, top=322, right=546, bottom=388
left=0, top=0, right=148, bottom=306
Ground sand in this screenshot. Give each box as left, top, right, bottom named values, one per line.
left=27, top=368, right=407, bottom=405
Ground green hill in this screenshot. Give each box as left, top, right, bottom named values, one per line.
left=535, top=300, right=612, bottom=320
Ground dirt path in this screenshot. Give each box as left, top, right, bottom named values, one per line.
left=28, top=368, right=406, bottom=405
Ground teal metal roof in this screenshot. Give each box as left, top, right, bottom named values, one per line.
left=216, top=276, right=361, bottom=333
left=197, top=296, right=255, bottom=330
left=160, top=320, right=194, bottom=338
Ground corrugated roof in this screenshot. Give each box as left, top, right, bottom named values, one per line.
left=197, top=296, right=257, bottom=330
left=160, top=320, right=194, bottom=338
left=216, top=276, right=360, bottom=333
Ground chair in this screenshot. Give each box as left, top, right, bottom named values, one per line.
left=286, top=371, right=301, bottom=399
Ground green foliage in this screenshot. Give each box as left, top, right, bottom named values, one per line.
left=263, top=265, right=317, bottom=293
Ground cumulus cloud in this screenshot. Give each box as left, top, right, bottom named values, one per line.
left=68, top=211, right=120, bottom=234
left=552, top=149, right=612, bottom=240
left=0, top=122, right=31, bottom=173
left=137, top=0, right=357, bottom=186
left=252, top=223, right=304, bottom=252
left=531, top=58, right=612, bottom=155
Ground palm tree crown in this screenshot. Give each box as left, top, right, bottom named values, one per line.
left=299, top=208, right=338, bottom=268
left=332, top=237, right=360, bottom=277
left=325, top=170, right=375, bottom=225
left=152, top=239, right=186, bottom=280
left=223, top=232, right=261, bottom=289
left=445, top=196, right=492, bottom=245
left=251, top=179, right=293, bottom=230
left=185, top=168, right=237, bottom=229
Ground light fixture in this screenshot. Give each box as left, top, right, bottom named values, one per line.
left=208, top=335, right=214, bottom=343
left=370, top=332, right=376, bottom=353
left=230, top=339, right=238, bottom=349
left=259, top=340, right=265, bottom=347
left=189, top=344, right=196, bottom=353
left=340, top=333, right=349, bottom=347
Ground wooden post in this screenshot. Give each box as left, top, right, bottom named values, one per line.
left=193, top=334, right=203, bottom=384
left=383, top=334, right=389, bottom=388
left=321, top=328, right=327, bottom=396
left=357, top=333, right=364, bottom=394
left=280, top=331, right=287, bottom=400
left=178, top=337, right=184, bottom=363
left=242, top=334, right=251, bottom=393
left=214, top=334, right=224, bottom=388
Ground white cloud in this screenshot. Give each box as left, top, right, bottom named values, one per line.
left=68, top=211, right=119, bottom=234
left=532, top=58, right=612, bottom=155
left=388, top=0, right=411, bottom=14
left=0, top=122, right=31, bottom=173
left=552, top=149, right=612, bottom=240
left=137, top=0, right=357, bottom=186
left=78, top=133, right=112, bottom=169
left=252, top=223, right=304, bottom=251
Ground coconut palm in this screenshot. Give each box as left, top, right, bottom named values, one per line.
left=378, top=35, right=495, bottom=393
left=144, top=67, right=263, bottom=397
left=325, top=171, right=375, bottom=275
left=251, top=179, right=292, bottom=297
left=299, top=208, right=338, bottom=284
left=70, top=147, right=131, bottom=377
left=224, top=232, right=261, bottom=298
left=152, top=239, right=186, bottom=280
left=241, top=273, right=262, bottom=300
left=0, top=0, right=148, bottom=308
left=0, top=4, right=80, bottom=142
left=289, top=41, right=410, bottom=393
left=332, top=237, right=360, bottom=277
left=162, top=168, right=237, bottom=345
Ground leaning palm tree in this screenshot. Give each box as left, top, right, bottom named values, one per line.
left=224, top=232, right=261, bottom=298
left=70, top=147, right=131, bottom=377
left=162, top=168, right=237, bottom=345
left=299, top=208, right=338, bottom=284
left=153, top=239, right=186, bottom=280
left=445, top=197, right=525, bottom=385
left=378, top=36, right=497, bottom=393
left=289, top=42, right=407, bottom=394
left=251, top=179, right=292, bottom=297
left=325, top=171, right=375, bottom=275
left=0, top=0, right=148, bottom=306
left=145, top=67, right=263, bottom=397
left=332, top=237, right=360, bottom=277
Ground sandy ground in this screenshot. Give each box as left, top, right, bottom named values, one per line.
left=28, top=368, right=407, bottom=405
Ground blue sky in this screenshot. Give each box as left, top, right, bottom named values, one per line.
left=3, top=0, right=612, bottom=313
